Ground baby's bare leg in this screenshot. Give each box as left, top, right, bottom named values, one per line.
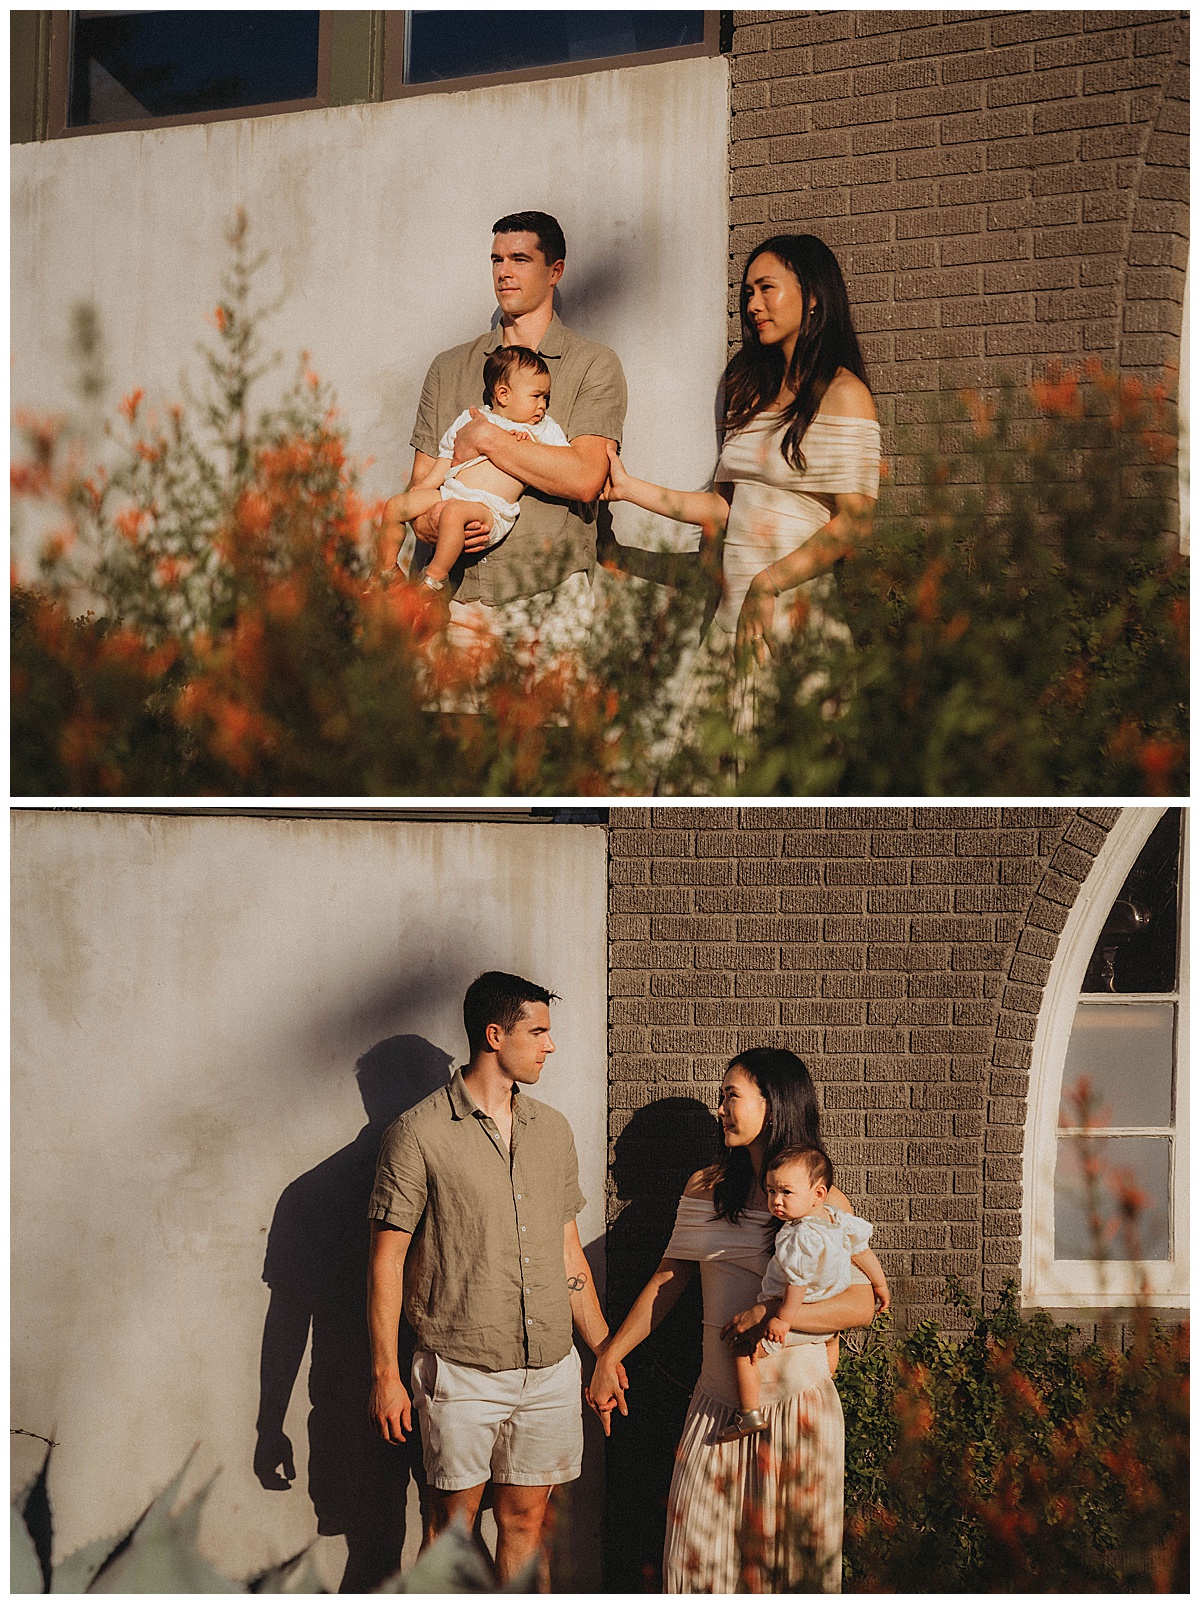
left=424, top=499, right=494, bottom=584
left=734, top=1350, right=761, bottom=1414
left=381, top=486, right=444, bottom=569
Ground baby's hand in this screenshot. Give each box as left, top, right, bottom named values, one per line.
left=871, top=1279, right=891, bottom=1315
left=509, top=429, right=533, bottom=442
left=764, top=1316, right=791, bottom=1344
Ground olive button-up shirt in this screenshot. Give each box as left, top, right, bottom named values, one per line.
left=368, top=1069, right=586, bottom=1372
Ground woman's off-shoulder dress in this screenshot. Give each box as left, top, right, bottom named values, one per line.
left=661, top=1196, right=868, bottom=1593
left=715, top=410, right=882, bottom=643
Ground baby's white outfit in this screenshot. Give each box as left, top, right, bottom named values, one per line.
left=759, top=1205, right=872, bottom=1351
left=437, top=406, right=569, bottom=544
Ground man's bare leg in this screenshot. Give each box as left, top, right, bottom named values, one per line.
left=492, top=1483, right=552, bottom=1589
left=425, top=1481, right=487, bottom=1545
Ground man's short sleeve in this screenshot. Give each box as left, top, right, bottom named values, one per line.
left=411, top=356, right=445, bottom=459
left=565, top=346, right=627, bottom=447
left=563, top=1128, right=586, bottom=1224
left=369, top=1116, right=428, bottom=1232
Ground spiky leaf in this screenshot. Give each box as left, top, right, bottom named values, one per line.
left=247, top=1546, right=326, bottom=1593
left=374, top=1518, right=497, bottom=1593
left=11, top=1506, right=46, bottom=1594
left=12, top=1443, right=53, bottom=1590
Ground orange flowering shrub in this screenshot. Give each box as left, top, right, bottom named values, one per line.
left=719, top=364, right=1188, bottom=796
left=837, top=1283, right=1188, bottom=1592
left=11, top=216, right=1188, bottom=796
left=11, top=214, right=694, bottom=796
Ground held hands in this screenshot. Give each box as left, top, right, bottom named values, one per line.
left=585, top=1347, right=630, bottom=1437
left=368, top=1375, right=413, bottom=1445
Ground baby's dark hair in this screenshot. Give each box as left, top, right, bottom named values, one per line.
left=768, top=1145, right=833, bottom=1191
left=482, top=346, right=550, bottom=407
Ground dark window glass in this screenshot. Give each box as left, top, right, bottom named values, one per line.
left=1081, top=809, right=1181, bottom=994
left=405, top=10, right=705, bottom=85
left=68, top=11, right=320, bottom=128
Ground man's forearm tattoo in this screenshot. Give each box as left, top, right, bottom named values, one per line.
left=566, top=1273, right=587, bottom=1292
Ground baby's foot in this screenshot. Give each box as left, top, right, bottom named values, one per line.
left=716, top=1409, right=768, bottom=1442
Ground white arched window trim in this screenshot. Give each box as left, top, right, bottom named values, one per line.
left=1022, top=808, right=1189, bottom=1308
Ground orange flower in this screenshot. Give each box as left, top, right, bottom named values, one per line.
left=118, top=388, right=145, bottom=424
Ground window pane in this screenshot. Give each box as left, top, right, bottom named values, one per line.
left=1082, top=809, right=1181, bottom=993
left=1055, top=1134, right=1170, bottom=1260
left=406, top=10, right=705, bottom=85
left=1058, top=1002, right=1175, bottom=1128
left=69, top=11, right=321, bottom=127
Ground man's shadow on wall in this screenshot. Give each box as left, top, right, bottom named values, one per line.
left=255, top=1036, right=452, bottom=1594
left=604, top=1095, right=720, bottom=1593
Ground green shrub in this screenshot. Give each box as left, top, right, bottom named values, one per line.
left=838, top=1279, right=1189, bottom=1592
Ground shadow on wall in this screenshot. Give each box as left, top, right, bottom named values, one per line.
left=604, top=1095, right=720, bottom=1593
left=255, top=1035, right=453, bottom=1594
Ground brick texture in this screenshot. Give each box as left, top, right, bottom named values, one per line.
left=728, top=11, right=1189, bottom=522
left=606, top=804, right=1116, bottom=1334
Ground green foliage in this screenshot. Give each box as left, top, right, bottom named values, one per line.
left=838, top=1279, right=1189, bottom=1592
left=10, top=1446, right=535, bottom=1594
left=11, top=218, right=1188, bottom=796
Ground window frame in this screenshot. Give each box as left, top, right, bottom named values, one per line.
left=46, top=10, right=334, bottom=139
left=379, top=9, right=720, bottom=100
left=1021, top=807, right=1189, bottom=1309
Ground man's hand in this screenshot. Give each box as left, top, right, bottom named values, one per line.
left=450, top=406, right=503, bottom=468
left=369, top=1374, right=413, bottom=1445
left=411, top=503, right=492, bottom=554
left=253, top=1426, right=295, bottom=1490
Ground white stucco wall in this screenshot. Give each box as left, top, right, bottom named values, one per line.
left=11, top=810, right=609, bottom=1589
left=11, top=55, right=730, bottom=570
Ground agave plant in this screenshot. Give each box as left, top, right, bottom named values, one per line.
left=11, top=1443, right=537, bottom=1594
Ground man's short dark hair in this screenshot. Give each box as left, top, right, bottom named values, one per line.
left=482, top=345, right=551, bottom=407
left=768, top=1145, right=833, bottom=1191
left=492, top=210, right=567, bottom=267
left=463, top=971, right=559, bottom=1056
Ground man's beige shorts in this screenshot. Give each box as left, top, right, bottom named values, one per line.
left=411, top=1347, right=583, bottom=1492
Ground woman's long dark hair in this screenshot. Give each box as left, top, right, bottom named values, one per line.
left=708, top=1047, right=825, bottom=1223
left=722, top=234, right=868, bottom=473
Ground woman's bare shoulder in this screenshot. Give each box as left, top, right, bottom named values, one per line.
left=820, top=369, right=877, bottom=421
left=683, top=1168, right=717, bottom=1199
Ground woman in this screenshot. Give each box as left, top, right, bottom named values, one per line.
left=604, top=235, right=880, bottom=706
left=588, top=1049, right=884, bottom=1594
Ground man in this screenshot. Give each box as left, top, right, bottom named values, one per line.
left=367, top=971, right=620, bottom=1585
left=386, top=211, right=627, bottom=654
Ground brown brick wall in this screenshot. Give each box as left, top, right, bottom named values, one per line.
left=606, top=803, right=1120, bottom=1336
left=727, top=10, right=1189, bottom=513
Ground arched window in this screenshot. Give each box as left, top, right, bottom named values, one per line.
left=1023, top=808, right=1189, bottom=1308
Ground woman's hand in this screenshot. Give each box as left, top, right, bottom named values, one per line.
left=602, top=441, right=632, bottom=503
left=586, top=1346, right=630, bottom=1436
left=721, top=1302, right=767, bottom=1347
left=736, top=574, right=777, bottom=666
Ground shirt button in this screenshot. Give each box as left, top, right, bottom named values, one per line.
left=523, top=1257, right=529, bottom=1264
left=516, top=1193, right=522, bottom=1200
left=520, top=1225, right=526, bottom=1232
left=527, top=1317, right=533, bottom=1325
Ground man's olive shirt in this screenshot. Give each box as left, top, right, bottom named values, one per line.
left=410, top=313, right=627, bottom=605
left=369, top=1068, right=586, bottom=1372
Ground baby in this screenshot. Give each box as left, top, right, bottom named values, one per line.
left=388, top=345, right=568, bottom=598
left=717, top=1145, right=886, bottom=1442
